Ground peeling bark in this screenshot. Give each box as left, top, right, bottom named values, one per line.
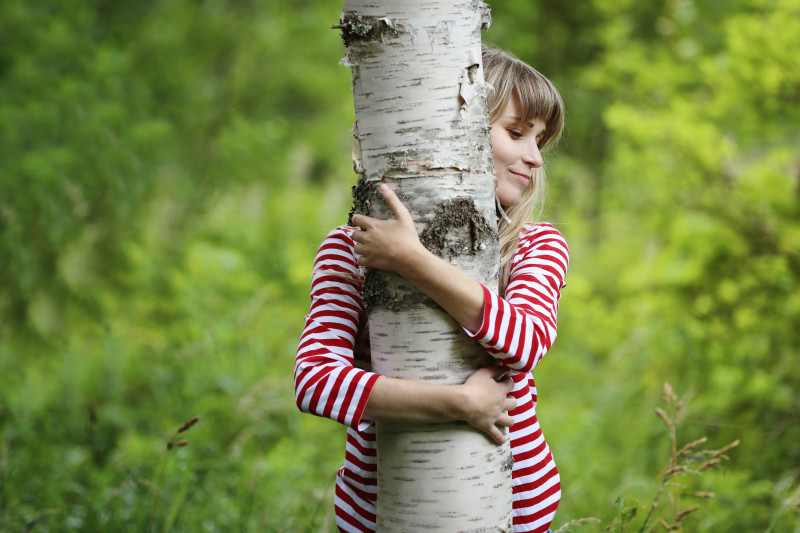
left=340, top=1, right=511, bottom=531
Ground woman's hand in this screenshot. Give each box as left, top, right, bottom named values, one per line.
left=351, top=184, right=425, bottom=272
left=459, top=366, right=516, bottom=444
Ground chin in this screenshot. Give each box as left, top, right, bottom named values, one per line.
left=497, top=192, right=523, bottom=208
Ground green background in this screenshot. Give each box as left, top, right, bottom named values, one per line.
left=1, top=0, right=798, bottom=531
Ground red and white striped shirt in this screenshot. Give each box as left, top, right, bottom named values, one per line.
left=294, top=222, right=569, bottom=533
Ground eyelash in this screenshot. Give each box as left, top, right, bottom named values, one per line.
left=507, top=129, right=544, bottom=146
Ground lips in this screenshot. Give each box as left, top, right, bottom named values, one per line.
left=510, top=171, right=530, bottom=184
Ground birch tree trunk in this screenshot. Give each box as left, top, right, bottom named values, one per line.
left=338, top=1, right=512, bottom=530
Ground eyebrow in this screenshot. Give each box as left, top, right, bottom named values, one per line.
left=508, top=115, right=546, bottom=133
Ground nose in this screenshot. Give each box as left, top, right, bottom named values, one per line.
left=523, top=140, right=543, bottom=168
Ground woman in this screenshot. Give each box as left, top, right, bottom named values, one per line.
left=295, top=45, right=568, bottom=533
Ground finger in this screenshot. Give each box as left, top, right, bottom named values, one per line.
left=379, top=184, right=412, bottom=223
left=351, top=214, right=376, bottom=230
left=497, top=414, right=515, bottom=428
left=487, top=426, right=506, bottom=445
left=504, top=397, right=517, bottom=411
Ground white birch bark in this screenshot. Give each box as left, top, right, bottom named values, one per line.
left=339, top=1, right=512, bottom=531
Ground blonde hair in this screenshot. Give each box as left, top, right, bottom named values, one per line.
left=482, top=44, right=565, bottom=293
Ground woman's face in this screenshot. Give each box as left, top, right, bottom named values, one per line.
left=490, top=95, right=546, bottom=207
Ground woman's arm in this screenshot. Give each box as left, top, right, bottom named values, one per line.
left=352, top=184, right=568, bottom=373
left=465, top=225, right=568, bottom=373
left=351, top=185, right=487, bottom=331
left=294, top=227, right=380, bottom=429
left=294, top=226, right=516, bottom=442
left=365, top=366, right=516, bottom=444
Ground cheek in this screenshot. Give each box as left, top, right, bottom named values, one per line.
left=492, top=141, right=512, bottom=169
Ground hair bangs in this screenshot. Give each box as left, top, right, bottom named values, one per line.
left=483, top=44, right=565, bottom=151
left=514, top=73, right=564, bottom=150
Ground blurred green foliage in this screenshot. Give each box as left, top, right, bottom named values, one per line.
left=0, top=0, right=798, bottom=531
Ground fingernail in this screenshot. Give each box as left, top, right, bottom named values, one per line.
left=380, top=184, right=388, bottom=194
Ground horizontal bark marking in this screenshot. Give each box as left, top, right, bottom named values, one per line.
left=389, top=501, right=417, bottom=509
left=422, top=374, right=448, bottom=380
left=402, top=449, right=446, bottom=454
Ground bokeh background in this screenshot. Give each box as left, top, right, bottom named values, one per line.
left=1, top=0, right=798, bottom=531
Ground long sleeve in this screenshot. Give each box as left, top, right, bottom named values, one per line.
left=298, top=223, right=567, bottom=533
left=294, top=227, right=380, bottom=430
left=465, top=223, right=569, bottom=373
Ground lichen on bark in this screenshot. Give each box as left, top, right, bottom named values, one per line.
left=347, top=178, right=376, bottom=227
left=337, top=12, right=402, bottom=48
left=363, top=269, right=434, bottom=313
left=419, top=197, right=492, bottom=258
